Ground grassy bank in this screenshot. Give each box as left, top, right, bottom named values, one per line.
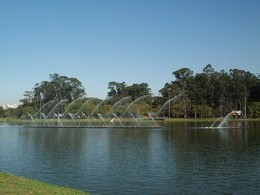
left=164, top=117, right=260, bottom=123
left=164, top=118, right=216, bottom=123
left=0, top=172, right=90, bottom=195
left=0, top=118, right=31, bottom=125
left=1, top=117, right=259, bottom=125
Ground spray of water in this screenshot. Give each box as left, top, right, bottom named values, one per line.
left=107, top=96, right=131, bottom=116
left=121, top=95, right=150, bottom=117
left=48, top=99, right=68, bottom=117
left=90, top=97, right=110, bottom=117
left=159, top=93, right=183, bottom=114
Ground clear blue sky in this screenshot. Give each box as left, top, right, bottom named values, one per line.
left=1, top=0, right=260, bottom=105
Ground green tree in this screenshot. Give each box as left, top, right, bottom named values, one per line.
left=229, top=69, right=257, bottom=117
left=172, top=67, right=193, bottom=90
left=0, top=106, right=5, bottom=117
left=20, top=73, right=86, bottom=115
left=196, top=104, right=213, bottom=118
left=124, top=83, right=151, bottom=100
left=20, top=91, right=34, bottom=106
left=171, top=68, right=194, bottom=117
left=161, top=65, right=260, bottom=118
left=171, top=96, right=191, bottom=118
left=249, top=102, right=260, bottom=118
left=159, top=82, right=183, bottom=117
left=250, top=78, right=260, bottom=102
left=107, top=82, right=151, bottom=102
left=107, top=81, right=127, bottom=103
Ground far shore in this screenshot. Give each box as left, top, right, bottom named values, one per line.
left=164, top=117, right=260, bottom=122
left=0, top=117, right=259, bottom=125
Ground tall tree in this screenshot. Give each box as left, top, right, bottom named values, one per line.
left=124, top=83, right=151, bottom=100
left=107, top=81, right=127, bottom=104
left=21, top=73, right=86, bottom=112
left=107, top=81, right=151, bottom=102
left=229, top=69, right=257, bottom=116
left=172, top=67, right=193, bottom=90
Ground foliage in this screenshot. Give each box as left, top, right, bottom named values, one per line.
left=19, top=73, right=86, bottom=115
left=195, top=104, right=213, bottom=118
left=15, top=105, right=36, bottom=119
left=0, top=108, right=20, bottom=118
left=170, top=95, right=191, bottom=118
left=160, top=64, right=259, bottom=118
left=107, top=81, right=151, bottom=103
left=250, top=102, right=260, bottom=118
left=0, top=106, right=5, bottom=117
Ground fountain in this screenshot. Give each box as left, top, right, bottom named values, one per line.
left=107, top=96, right=131, bottom=116
left=64, top=97, right=83, bottom=114
left=121, top=95, right=150, bottom=117
left=210, top=117, right=223, bottom=128
left=97, top=113, right=107, bottom=126
left=111, top=113, right=124, bottom=127
left=82, top=112, right=93, bottom=127
left=75, top=98, right=97, bottom=117
left=208, top=111, right=249, bottom=129
left=40, top=112, right=49, bottom=126
left=54, top=113, right=64, bottom=127
left=36, top=100, right=56, bottom=117
left=28, top=113, right=37, bottom=126
left=217, top=113, right=231, bottom=128
left=127, top=111, right=141, bottom=127
left=148, top=112, right=158, bottom=127
left=48, top=99, right=68, bottom=118
left=159, top=93, right=183, bottom=114
left=25, top=94, right=179, bottom=128
left=67, top=113, right=77, bottom=126
left=90, top=97, right=110, bottom=118
left=24, top=93, right=250, bottom=129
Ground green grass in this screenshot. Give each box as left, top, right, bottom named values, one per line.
left=164, top=117, right=260, bottom=123
left=1, top=117, right=259, bottom=125
left=0, top=172, right=90, bottom=195
left=0, top=118, right=27, bottom=124
left=164, top=118, right=215, bottom=122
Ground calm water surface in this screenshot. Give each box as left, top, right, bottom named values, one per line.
left=0, top=121, right=260, bottom=194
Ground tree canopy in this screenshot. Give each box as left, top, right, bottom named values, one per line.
left=20, top=73, right=86, bottom=112
left=107, top=81, right=151, bottom=102
left=160, top=64, right=259, bottom=118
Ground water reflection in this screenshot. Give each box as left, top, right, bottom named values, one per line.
left=0, top=122, right=260, bottom=194
left=167, top=122, right=260, bottom=194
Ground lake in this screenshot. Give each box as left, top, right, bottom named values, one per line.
left=0, top=121, right=260, bottom=194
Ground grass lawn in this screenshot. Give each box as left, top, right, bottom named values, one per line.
left=0, top=172, right=90, bottom=195
left=164, top=117, right=260, bottom=122
left=0, top=117, right=259, bottom=126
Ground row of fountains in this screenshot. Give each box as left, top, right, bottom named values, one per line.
left=27, top=94, right=249, bottom=129
left=27, top=94, right=183, bottom=128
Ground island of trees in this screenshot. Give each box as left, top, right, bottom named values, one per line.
left=1, top=64, right=259, bottom=119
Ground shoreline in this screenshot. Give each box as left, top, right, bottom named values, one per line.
left=0, top=117, right=259, bottom=124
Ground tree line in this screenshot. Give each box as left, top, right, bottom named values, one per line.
left=1, top=64, right=259, bottom=118
left=160, top=65, right=260, bottom=118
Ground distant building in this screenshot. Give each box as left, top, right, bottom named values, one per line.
left=0, top=103, right=20, bottom=110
